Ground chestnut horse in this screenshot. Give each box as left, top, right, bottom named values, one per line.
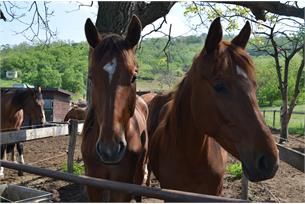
left=81, top=15, right=148, bottom=202
left=148, top=18, right=279, bottom=195
left=0, top=87, right=45, bottom=177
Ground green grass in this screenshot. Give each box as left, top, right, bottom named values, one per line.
left=261, top=104, right=305, bottom=135
left=62, top=161, right=85, bottom=175
left=226, top=162, right=243, bottom=180
left=0, top=78, right=22, bottom=87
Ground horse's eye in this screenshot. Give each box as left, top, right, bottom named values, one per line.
left=131, top=75, right=137, bottom=83
left=213, top=82, right=228, bottom=94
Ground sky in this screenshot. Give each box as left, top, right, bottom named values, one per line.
left=0, top=2, right=199, bottom=46
left=1, top=1, right=303, bottom=46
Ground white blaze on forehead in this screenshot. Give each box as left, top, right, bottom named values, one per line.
left=103, top=58, right=117, bottom=83
left=236, top=65, right=248, bottom=79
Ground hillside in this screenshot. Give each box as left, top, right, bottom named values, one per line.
left=0, top=35, right=303, bottom=106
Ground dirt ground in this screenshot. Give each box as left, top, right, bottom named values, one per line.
left=0, top=134, right=304, bottom=202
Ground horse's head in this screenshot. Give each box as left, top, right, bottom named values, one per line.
left=24, top=86, right=46, bottom=125
left=85, top=15, right=141, bottom=164
left=189, top=17, right=279, bottom=182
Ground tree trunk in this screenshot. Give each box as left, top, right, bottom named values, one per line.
left=279, top=89, right=288, bottom=144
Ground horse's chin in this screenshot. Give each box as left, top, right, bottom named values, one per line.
left=241, top=162, right=277, bottom=182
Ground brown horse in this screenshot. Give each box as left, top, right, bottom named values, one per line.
left=81, top=15, right=148, bottom=202
left=140, top=92, right=157, bottom=106
left=1, top=87, right=45, bottom=177
left=148, top=18, right=279, bottom=196
left=64, top=106, right=87, bottom=122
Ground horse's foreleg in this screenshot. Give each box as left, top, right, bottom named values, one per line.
left=133, top=148, right=148, bottom=202
left=109, top=191, right=131, bottom=202
left=86, top=186, right=103, bottom=202
left=16, top=143, right=24, bottom=176
left=11, top=144, right=15, bottom=162
left=145, top=167, right=152, bottom=187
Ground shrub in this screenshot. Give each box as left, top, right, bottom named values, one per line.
left=62, top=162, right=84, bottom=175
left=226, top=162, right=243, bottom=180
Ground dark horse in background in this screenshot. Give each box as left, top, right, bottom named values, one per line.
left=0, top=86, right=45, bottom=177
left=147, top=18, right=279, bottom=195
left=81, top=15, right=148, bottom=202
left=64, top=105, right=87, bottom=122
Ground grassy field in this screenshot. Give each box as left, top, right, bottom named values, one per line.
left=261, top=104, right=305, bottom=136
left=0, top=78, right=21, bottom=87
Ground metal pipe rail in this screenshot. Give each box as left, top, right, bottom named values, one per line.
left=0, top=160, right=246, bottom=203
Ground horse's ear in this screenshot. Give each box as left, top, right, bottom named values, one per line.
left=125, top=15, right=142, bottom=49
left=25, top=84, right=34, bottom=96
left=85, top=18, right=99, bottom=48
left=203, top=17, right=222, bottom=54
left=231, top=21, right=251, bottom=49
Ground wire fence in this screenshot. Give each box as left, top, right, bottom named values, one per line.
left=261, top=109, right=305, bottom=136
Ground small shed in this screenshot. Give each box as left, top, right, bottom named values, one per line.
left=5, top=71, right=18, bottom=79
left=0, top=87, right=72, bottom=122
left=41, top=88, right=72, bottom=122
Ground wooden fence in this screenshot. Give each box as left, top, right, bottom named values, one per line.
left=261, top=109, right=305, bottom=134
left=1, top=119, right=304, bottom=201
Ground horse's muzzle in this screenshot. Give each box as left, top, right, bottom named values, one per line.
left=95, top=137, right=127, bottom=164
left=242, top=154, right=279, bottom=182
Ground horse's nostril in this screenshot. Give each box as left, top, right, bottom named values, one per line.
left=257, top=155, right=269, bottom=172
left=118, top=141, right=126, bottom=154
left=96, top=138, right=126, bottom=164
left=257, top=154, right=278, bottom=175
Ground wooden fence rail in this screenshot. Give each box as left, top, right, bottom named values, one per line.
left=261, top=109, right=305, bottom=133
left=0, top=122, right=83, bottom=145
left=0, top=160, right=245, bottom=202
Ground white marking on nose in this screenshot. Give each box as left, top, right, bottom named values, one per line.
left=236, top=65, right=248, bottom=79
left=103, top=58, right=117, bottom=83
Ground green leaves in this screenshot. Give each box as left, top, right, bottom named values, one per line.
left=226, top=162, right=243, bottom=180
left=0, top=41, right=89, bottom=96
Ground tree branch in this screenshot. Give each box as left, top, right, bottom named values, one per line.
left=218, top=1, right=304, bottom=21
left=287, top=50, right=304, bottom=122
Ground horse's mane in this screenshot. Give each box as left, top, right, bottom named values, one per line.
left=82, top=106, right=95, bottom=138
left=172, top=73, right=191, bottom=131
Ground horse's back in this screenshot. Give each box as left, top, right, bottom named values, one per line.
left=64, top=107, right=87, bottom=122
left=140, top=92, right=157, bottom=106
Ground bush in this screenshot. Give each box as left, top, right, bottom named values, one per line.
left=62, top=162, right=84, bottom=175
left=226, top=162, right=243, bottom=180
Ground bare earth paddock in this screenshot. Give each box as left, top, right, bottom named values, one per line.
left=0, top=134, right=304, bottom=202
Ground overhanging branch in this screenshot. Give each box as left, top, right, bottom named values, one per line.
left=218, top=1, right=304, bottom=21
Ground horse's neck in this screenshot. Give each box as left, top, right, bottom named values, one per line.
left=2, top=93, right=23, bottom=119
left=1, top=94, right=24, bottom=131
left=169, top=78, right=209, bottom=156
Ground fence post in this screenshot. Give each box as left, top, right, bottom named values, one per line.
left=67, top=120, right=78, bottom=173
left=303, top=115, right=305, bottom=136
left=241, top=172, right=248, bottom=200
left=272, top=110, right=276, bottom=128
left=263, top=110, right=266, bottom=118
